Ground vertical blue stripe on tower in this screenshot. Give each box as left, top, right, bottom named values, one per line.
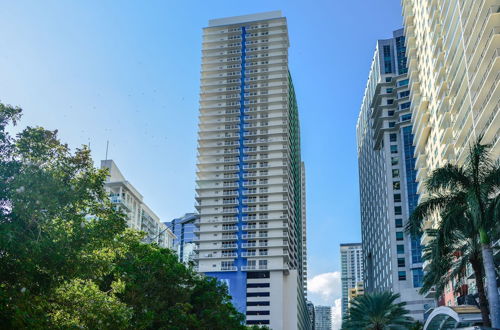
left=205, top=27, right=248, bottom=316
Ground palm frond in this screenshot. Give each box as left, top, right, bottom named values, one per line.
left=425, top=163, right=470, bottom=193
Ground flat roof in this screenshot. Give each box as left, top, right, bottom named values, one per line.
left=208, top=11, right=282, bottom=27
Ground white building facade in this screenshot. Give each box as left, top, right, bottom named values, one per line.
left=340, top=243, right=364, bottom=317
left=402, top=0, right=500, bottom=252
left=356, top=29, right=434, bottom=321
left=101, top=160, right=175, bottom=249
left=194, top=11, right=309, bottom=329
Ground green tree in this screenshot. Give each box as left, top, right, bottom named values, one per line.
left=406, top=137, right=500, bottom=327
left=341, top=292, right=413, bottom=330
left=0, top=103, right=248, bottom=329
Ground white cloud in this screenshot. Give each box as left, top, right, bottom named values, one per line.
left=331, top=298, right=342, bottom=330
left=307, top=271, right=342, bottom=306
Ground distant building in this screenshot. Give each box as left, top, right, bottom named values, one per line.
left=101, top=160, right=175, bottom=249
left=306, top=300, right=315, bottom=330
left=347, top=281, right=364, bottom=310
left=340, top=243, right=363, bottom=317
left=165, top=213, right=199, bottom=263
left=314, top=305, right=331, bottom=330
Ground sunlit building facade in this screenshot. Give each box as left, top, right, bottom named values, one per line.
left=194, top=11, right=308, bottom=329
left=340, top=243, right=364, bottom=317
left=356, top=29, right=434, bottom=321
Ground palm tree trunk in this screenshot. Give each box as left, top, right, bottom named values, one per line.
left=481, top=243, right=500, bottom=328
left=470, top=259, right=491, bottom=327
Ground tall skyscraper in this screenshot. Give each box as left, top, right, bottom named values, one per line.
left=340, top=243, right=364, bottom=316
left=165, top=213, right=199, bottom=263
left=101, top=160, right=175, bottom=249
left=194, top=11, right=308, bottom=329
left=356, top=29, right=434, bottom=321
left=401, top=0, right=499, bottom=253
left=314, top=306, right=332, bottom=330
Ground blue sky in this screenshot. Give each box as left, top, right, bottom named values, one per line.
left=0, top=0, right=403, bottom=310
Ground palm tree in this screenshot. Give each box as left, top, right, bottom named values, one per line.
left=419, top=220, right=490, bottom=325
left=342, top=292, right=413, bottom=330
left=407, top=137, right=499, bottom=327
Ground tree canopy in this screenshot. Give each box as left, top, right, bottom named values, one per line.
left=0, top=103, right=249, bottom=329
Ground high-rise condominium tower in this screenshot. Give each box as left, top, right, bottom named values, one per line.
left=194, top=11, right=308, bottom=329
left=402, top=0, right=499, bottom=248
left=356, top=29, right=434, bottom=321
left=340, top=243, right=364, bottom=317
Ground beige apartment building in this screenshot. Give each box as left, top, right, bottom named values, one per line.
left=402, top=0, right=499, bottom=248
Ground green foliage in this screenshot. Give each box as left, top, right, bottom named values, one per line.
left=405, top=137, right=500, bottom=327
left=341, top=291, right=413, bottom=330
left=0, top=104, right=247, bottom=329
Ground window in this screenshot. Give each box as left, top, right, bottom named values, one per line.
left=385, top=77, right=392, bottom=82
left=247, top=301, right=270, bottom=306
left=389, top=121, right=396, bottom=128
left=390, top=133, right=397, bottom=142
left=398, top=79, right=409, bottom=86
left=397, top=244, right=405, bottom=254
left=394, top=194, right=401, bottom=202
left=387, top=99, right=394, bottom=105
left=399, top=90, right=410, bottom=98
left=388, top=110, right=395, bottom=116
left=393, top=181, right=400, bottom=190
left=394, top=206, right=402, bottom=215
left=395, top=218, right=403, bottom=228
left=392, top=169, right=400, bottom=178
left=247, top=292, right=270, bottom=297
left=398, top=271, right=407, bottom=281
left=259, top=260, right=268, bottom=269
left=391, top=157, right=399, bottom=165
left=247, top=311, right=270, bottom=315
left=247, top=283, right=270, bottom=288
left=400, top=102, right=411, bottom=110
left=400, top=114, right=411, bottom=122
left=386, top=88, right=393, bottom=93
left=390, top=145, right=398, bottom=154
left=413, top=269, right=424, bottom=288
left=396, top=232, right=404, bottom=241
left=397, top=258, right=405, bottom=267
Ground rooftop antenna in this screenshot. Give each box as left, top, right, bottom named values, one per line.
left=105, top=140, right=109, bottom=160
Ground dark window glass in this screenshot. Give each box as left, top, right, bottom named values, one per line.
left=247, top=301, right=270, bottom=306
left=246, top=311, right=270, bottom=315
left=395, top=206, right=402, bottom=215
left=397, top=244, right=405, bottom=254
left=401, top=114, right=411, bottom=122
left=247, top=320, right=270, bottom=325
left=397, top=258, right=405, bottom=267
left=247, top=283, right=270, bottom=288
left=394, top=194, right=401, bottom=202
left=390, top=133, right=397, bottom=142
left=247, top=292, right=270, bottom=297
left=398, top=271, right=407, bottom=280
left=413, top=268, right=424, bottom=287
left=395, top=218, right=403, bottom=228
left=391, top=145, right=398, bottom=154
left=247, top=271, right=270, bottom=279
left=396, top=231, right=404, bottom=241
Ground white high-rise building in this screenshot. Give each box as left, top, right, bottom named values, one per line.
left=356, top=29, right=434, bottom=321
left=101, top=160, right=175, bottom=249
left=194, top=11, right=309, bottom=329
left=340, top=243, right=363, bottom=317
